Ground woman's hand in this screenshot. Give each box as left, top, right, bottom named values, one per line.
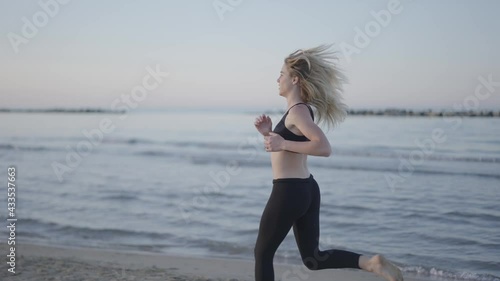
left=254, top=114, right=272, bottom=136
left=264, top=132, right=284, bottom=152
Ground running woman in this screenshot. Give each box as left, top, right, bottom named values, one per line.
left=253, top=44, right=404, bottom=281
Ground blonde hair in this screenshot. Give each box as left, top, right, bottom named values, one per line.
left=284, top=44, right=348, bottom=131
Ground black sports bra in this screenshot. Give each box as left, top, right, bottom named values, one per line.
left=273, top=103, right=314, bottom=142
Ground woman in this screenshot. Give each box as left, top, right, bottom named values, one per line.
left=253, top=44, right=404, bottom=281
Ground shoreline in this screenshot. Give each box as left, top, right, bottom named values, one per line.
left=1, top=107, right=499, bottom=117
left=0, top=242, right=432, bottom=281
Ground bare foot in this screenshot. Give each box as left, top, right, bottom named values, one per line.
left=366, top=254, right=404, bottom=281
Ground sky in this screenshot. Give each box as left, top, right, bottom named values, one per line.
left=1, top=0, right=499, bottom=111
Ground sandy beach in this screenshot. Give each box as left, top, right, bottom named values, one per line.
left=0, top=242, right=432, bottom=281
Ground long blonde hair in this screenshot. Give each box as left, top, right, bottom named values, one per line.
left=284, top=44, right=348, bottom=131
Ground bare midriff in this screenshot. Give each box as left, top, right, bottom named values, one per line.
left=270, top=150, right=310, bottom=180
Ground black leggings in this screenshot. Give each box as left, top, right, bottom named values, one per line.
left=254, top=174, right=361, bottom=280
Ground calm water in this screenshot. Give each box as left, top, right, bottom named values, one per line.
left=0, top=110, right=499, bottom=280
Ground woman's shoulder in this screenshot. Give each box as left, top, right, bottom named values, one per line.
left=287, top=103, right=314, bottom=121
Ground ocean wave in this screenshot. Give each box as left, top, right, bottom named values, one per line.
left=399, top=211, right=500, bottom=227
left=415, top=233, right=498, bottom=250
left=312, top=161, right=500, bottom=179
left=3, top=137, right=499, bottom=164
left=401, top=266, right=500, bottom=281
left=443, top=210, right=500, bottom=222
left=137, top=150, right=176, bottom=158
left=0, top=143, right=52, bottom=151
left=1, top=141, right=498, bottom=179
left=128, top=138, right=500, bottom=163
left=189, top=237, right=252, bottom=256
left=20, top=217, right=174, bottom=241
left=101, top=193, right=139, bottom=201
left=2, top=138, right=499, bottom=179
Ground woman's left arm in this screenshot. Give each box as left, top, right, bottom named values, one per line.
left=267, top=105, right=332, bottom=157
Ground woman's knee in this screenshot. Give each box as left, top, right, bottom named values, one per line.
left=254, top=242, right=268, bottom=260
left=300, top=249, right=328, bottom=270
left=254, top=244, right=260, bottom=258
left=254, top=239, right=279, bottom=262
left=302, top=256, right=321, bottom=270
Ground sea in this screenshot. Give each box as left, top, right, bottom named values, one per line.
left=0, top=108, right=499, bottom=281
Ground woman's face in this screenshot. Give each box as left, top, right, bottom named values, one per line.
left=277, top=63, right=295, bottom=96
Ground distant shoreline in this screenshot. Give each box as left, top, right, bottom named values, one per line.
left=345, top=109, right=500, bottom=117
left=266, top=108, right=500, bottom=117
left=1, top=107, right=499, bottom=117
left=0, top=108, right=126, bottom=114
